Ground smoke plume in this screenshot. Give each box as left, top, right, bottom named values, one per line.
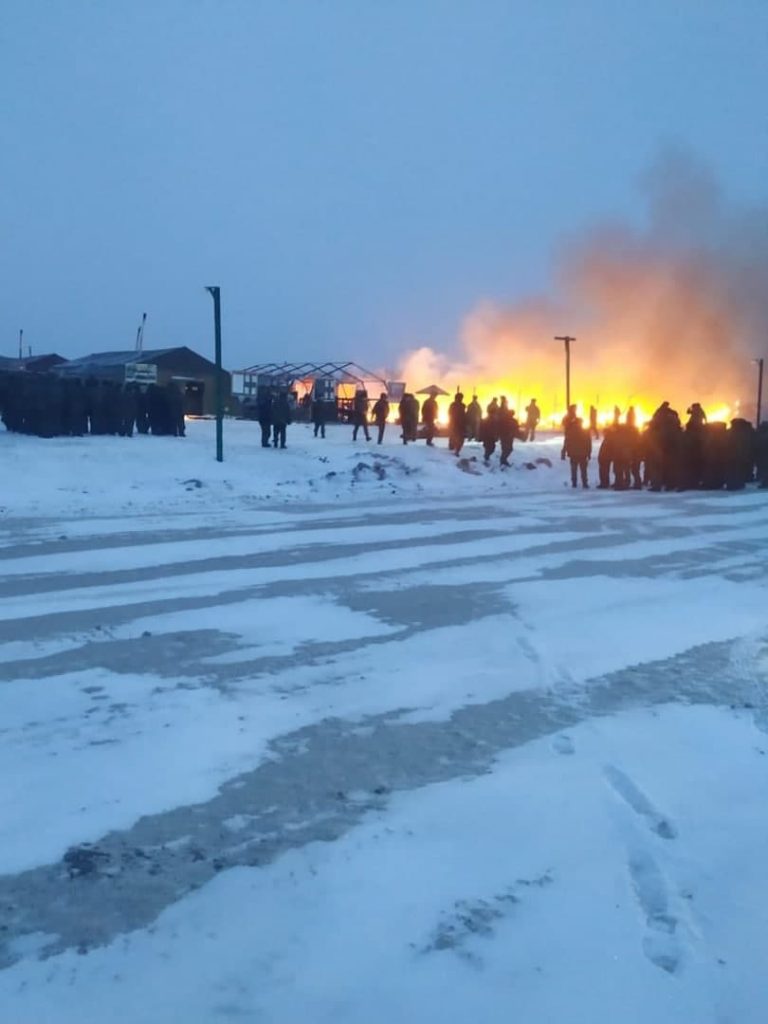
left=398, top=152, right=768, bottom=419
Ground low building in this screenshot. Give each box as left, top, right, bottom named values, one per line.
left=56, top=347, right=231, bottom=416
left=0, top=353, right=67, bottom=373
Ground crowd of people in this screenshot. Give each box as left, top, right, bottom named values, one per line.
left=3, top=371, right=768, bottom=492
left=561, top=401, right=768, bottom=491
left=0, top=373, right=187, bottom=438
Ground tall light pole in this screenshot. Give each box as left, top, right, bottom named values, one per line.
left=554, top=335, right=576, bottom=409
left=755, top=357, right=764, bottom=427
left=18, top=329, right=23, bottom=360
left=135, top=312, right=147, bottom=354
left=206, top=286, right=224, bottom=462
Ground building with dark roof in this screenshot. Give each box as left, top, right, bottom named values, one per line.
left=55, top=346, right=231, bottom=416
left=0, top=353, right=67, bottom=373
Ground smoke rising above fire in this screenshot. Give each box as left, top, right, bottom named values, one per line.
left=398, top=153, right=768, bottom=423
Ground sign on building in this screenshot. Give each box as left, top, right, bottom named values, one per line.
left=125, top=362, right=158, bottom=384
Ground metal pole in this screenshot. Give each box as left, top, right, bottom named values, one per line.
left=206, top=286, right=224, bottom=462
left=757, top=357, right=764, bottom=427
left=18, top=329, right=23, bottom=360
left=136, top=312, right=147, bottom=354
left=565, top=338, right=571, bottom=408
left=554, top=336, right=576, bottom=410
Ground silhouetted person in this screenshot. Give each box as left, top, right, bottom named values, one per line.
left=479, top=407, right=498, bottom=464
left=755, top=422, right=768, bottom=488
left=686, top=402, right=707, bottom=430
left=466, top=396, right=482, bottom=440
left=398, top=392, right=419, bottom=444
left=564, top=416, right=591, bottom=488
left=498, top=398, right=523, bottom=466
left=167, top=382, right=185, bottom=437
left=725, top=418, right=755, bottom=490
left=372, top=392, right=390, bottom=444
left=119, top=384, right=138, bottom=438
left=448, top=392, right=467, bottom=455
left=272, top=391, right=291, bottom=448
left=626, top=406, right=637, bottom=429
left=524, top=399, right=541, bottom=441
left=257, top=390, right=273, bottom=447
left=136, top=387, right=150, bottom=434
left=421, top=394, right=438, bottom=446
left=352, top=389, right=370, bottom=442
left=561, top=404, right=579, bottom=460
left=311, top=393, right=327, bottom=438
left=597, top=424, right=616, bottom=489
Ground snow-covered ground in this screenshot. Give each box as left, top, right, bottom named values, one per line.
left=1, top=419, right=767, bottom=1023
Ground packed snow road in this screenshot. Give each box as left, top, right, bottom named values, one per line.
left=1, top=421, right=767, bottom=1022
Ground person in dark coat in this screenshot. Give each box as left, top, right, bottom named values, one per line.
left=686, top=402, right=707, bottom=430
left=563, top=416, right=591, bottom=488
left=311, top=393, right=327, bottom=438
left=271, top=391, right=291, bottom=449
left=524, top=399, right=541, bottom=441
left=597, top=424, right=616, bottom=488
left=448, top=392, right=467, bottom=455
left=352, top=389, right=371, bottom=442
left=421, top=394, right=438, bottom=446
left=136, top=387, right=150, bottom=434
left=119, top=384, right=138, bottom=438
left=755, top=422, right=768, bottom=488
left=479, top=411, right=498, bottom=464
left=148, top=384, right=170, bottom=435
left=725, top=418, right=755, bottom=490
left=701, top=421, right=728, bottom=489
left=612, top=423, right=638, bottom=490
left=167, top=382, right=185, bottom=437
left=466, top=397, right=482, bottom=441
left=561, top=404, right=579, bottom=460
left=69, top=379, right=88, bottom=436
left=646, top=401, right=683, bottom=490
left=398, top=393, right=419, bottom=444
left=497, top=399, right=523, bottom=466
left=372, top=392, right=390, bottom=444
left=682, top=402, right=707, bottom=488
left=257, top=390, right=273, bottom=448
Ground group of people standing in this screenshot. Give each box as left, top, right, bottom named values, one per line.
left=255, top=389, right=294, bottom=449
left=332, top=388, right=542, bottom=469
left=562, top=401, right=768, bottom=491
left=255, top=383, right=768, bottom=494
left=0, top=372, right=187, bottom=439
left=446, top=394, right=541, bottom=465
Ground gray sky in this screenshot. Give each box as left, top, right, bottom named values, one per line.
left=2, top=0, right=766, bottom=371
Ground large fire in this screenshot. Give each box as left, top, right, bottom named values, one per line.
left=394, top=154, right=766, bottom=431
left=417, top=387, right=738, bottom=432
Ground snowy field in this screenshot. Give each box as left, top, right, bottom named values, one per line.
left=1, top=418, right=767, bottom=1023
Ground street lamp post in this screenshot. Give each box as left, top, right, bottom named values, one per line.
left=755, top=357, right=764, bottom=428
left=554, top=335, right=576, bottom=409
left=206, top=285, right=224, bottom=462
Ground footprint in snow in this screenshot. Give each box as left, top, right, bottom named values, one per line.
left=552, top=734, right=575, bottom=755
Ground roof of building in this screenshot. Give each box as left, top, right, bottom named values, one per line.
left=239, top=360, right=389, bottom=386
left=0, top=353, right=67, bottom=372
left=58, top=348, right=178, bottom=369
left=56, top=346, right=227, bottom=378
